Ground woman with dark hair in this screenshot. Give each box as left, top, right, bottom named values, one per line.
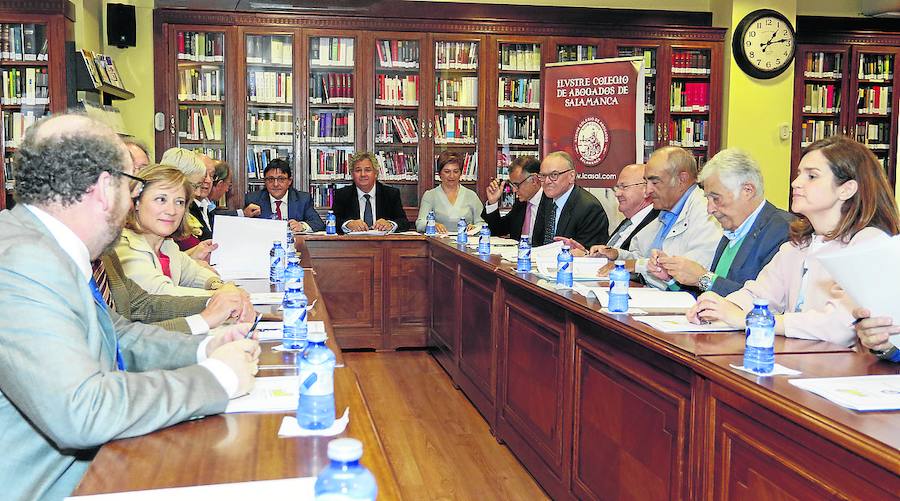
left=415, top=151, right=485, bottom=233
left=688, top=135, right=900, bottom=346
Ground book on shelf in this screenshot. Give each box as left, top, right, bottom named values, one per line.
left=246, top=35, right=292, bottom=65
left=310, top=37, right=354, bottom=67
left=376, top=150, right=419, bottom=181
left=802, top=83, right=841, bottom=114
left=670, top=50, right=710, bottom=75
left=497, top=149, right=539, bottom=170
left=375, top=115, right=419, bottom=144
left=178, top=107, right=223, bottom=141
left=435, top=76, right=477, bottom=107
left=185, top=146, right=223, bottom=160
left=856, top=121, right=891, bottom=149
left=435, top=41, right=478, bottom=70
left=499, top=43, right=541, bottom=72
left=79, top=49, right=103, bottom=88
left=668, top=118, right=708, bottom=148
left=2, top=109, right=40, bottom=148
left=558, top=45, right=597, bottom=63
left=246, top=146, right=290, bottom=179
left=248, top=70, right=292, bottom=104
left=1, top=23, right=47, bottom=62
left=804, top=52, right=843, bottom=78
left=310, top=182, right=352, bottom=208
left=375, top=74, right=419, bottom=106
left=177, top=31, right=225, bottom=62
left=179, top=67, right=222, bottom=102
left=376, top=40, right=419, bottom=69
left=246, top=110, right=292, bottom=143
left=309, top=111, right=354, bottom=143
left=309, top=72, right=354, bottom=104
left=498, top=76, right=540, bottom=109
left=856, top=86, right=891, bottom=115
left=309, top=147, right=352, bottom=180
left=618, top=48, right=656, bottom=74
left=497, top=114, right=539, bottom=146
left=434, top=112, right=476, bottom=144
left=857, top=53, right=893, bottom=81
left=1, top=67, right=49, bottom=105
left=799, top=119, right=839, bottom=146
left=669, top=82, right=709, bottom=112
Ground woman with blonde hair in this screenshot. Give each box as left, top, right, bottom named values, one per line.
left=115, top=163, right=237, bottom=297
left=159, top=147, right=216, bottom=258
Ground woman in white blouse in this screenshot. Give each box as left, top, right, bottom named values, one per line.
left=416, top=151, right=485, bottom=233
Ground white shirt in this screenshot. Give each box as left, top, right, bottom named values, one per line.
left=23, top=204, right=237, bottom=397
left=195, top=199, right=212, bottom=230
left=552, top=184, right=575, bottom=230
left=269, top=194, right=288, bottom=220
left=343, top=184, right=397, bottom=233
left=485, top=187, right=543, bottom=240
left=608, top=204, right=654, bottom=249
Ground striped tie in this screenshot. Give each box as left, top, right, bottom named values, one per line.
left=91, top=259, right=116, bottom=311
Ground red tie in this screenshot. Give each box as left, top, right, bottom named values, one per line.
left=274, top=200, right=283, bottom=220
left=522, top=202, right=533, bottom=238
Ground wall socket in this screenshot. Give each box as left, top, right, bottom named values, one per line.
left=779, top=123, right=791, bottom=140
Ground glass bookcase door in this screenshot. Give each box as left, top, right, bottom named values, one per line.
left=307, top=35, right=356, bottom=209
left=245, top=33, right=295, bottom=194
left=852, top=49, right=895, bottom=175
left=618, top=45, right=658, bottom=162
left=374, top=37, right=420, bottom=208
left=798, top=49, right=845, bottom=149
left=556, top=43, right=599, bottom=63
left=175, top=30, right=226, bottom=161
left=668, top=46, right=712, bottom=168
left=497, top=41, right=541, bottom=209
left=434, top=39, right=479, bottom=190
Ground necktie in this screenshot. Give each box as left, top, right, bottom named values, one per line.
left=363, top=194, right=374, bottom=227
left=542, top=201, right=557, bottom=245
left=521, top=202, right=533, bottom=238
left=91, top=259, right=116, bottom=310
left=89, top=277, right=126, bottom=371
left=274, top=200, right=283, bottom=220
left=607, top=218, right=633, bottom=248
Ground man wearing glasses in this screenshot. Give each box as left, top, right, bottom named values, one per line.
left=482, top=155, right=543, bottom=240
left=530, top=151, right=608, bottom=249
left=243, top=158, right=325, bottom=232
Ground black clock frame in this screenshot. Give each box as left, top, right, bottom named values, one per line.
left=732, top=9, right=796, bottom=80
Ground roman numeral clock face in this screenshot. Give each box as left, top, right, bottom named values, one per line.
left=734, top=10, right=796, bottom=79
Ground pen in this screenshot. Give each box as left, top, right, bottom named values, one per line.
left=246, top=312, right=263, bottom=338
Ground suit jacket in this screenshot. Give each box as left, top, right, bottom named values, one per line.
left=0, top=205, right=227, bottom=501
left=531, top=185, right=609, bottom=249
left=244, top=188, right=325, bottom=231
left=188, top=201, right=213, bottom=241
left=707, top=201, right=793, bottom=296
left=482, top=199, right=527, bottom=240
left=332, top=181, right=410, bottom=233
left=116, top=229, right=218, bottom=297
left=616, top=207, right=660, bottom=251
left=101, top=252, right=210, bottom=334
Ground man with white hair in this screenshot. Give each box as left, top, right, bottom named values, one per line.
left=648, top=148, right=792, bottom=294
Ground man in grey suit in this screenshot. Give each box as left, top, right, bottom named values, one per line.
left=0, top=114, right=261, bottom=500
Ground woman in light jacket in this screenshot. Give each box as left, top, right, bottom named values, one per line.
left=688, top=135, right=900, bottom=346
left=416, top=151, right=485, bottom=233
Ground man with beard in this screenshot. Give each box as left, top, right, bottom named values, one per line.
left=0, top=114, right=261, bottom=500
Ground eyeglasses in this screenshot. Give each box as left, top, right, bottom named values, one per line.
left=537, top=168, right=574, bottom=182
left=114, top=170, right=146, bottom=198
left=613, top=181, right=647, bottom=192
left=508, top=174, right=535, bottom=190
left=264, top=176, right=291, bottom=183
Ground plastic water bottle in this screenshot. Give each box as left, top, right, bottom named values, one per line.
left=744, top=298, right=776, bottom=374
left=326, top=211, right=337, bottom=235
left=314, top=438, right=378, bottom=500
left=269, top=241, right=285, bottom=284
left=286, top=225, right=297, bottom=259
left=456, top=218, right=468, bottom=245
left=517, top=236, right=532, bottom=273
left=478, top=225, right=491, bottom=255
left=425, top=210, right=437, bottom=236
left=297, top=329, right=336, bottom=429
left=608, top=260, right=630, bottom=313
left=284, top=256, right=304, bottom=292
left=282, top=280, right=308, bottom=351
left=556, top=245, right=573, bottom=289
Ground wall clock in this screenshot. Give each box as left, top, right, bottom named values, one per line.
left=732, top=9, right=796, bottom=79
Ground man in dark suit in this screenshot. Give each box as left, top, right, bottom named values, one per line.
left=332, top=152, right=410, bottom=233
left=206, top=159, right=261, bottom=223
left=649, top=149, right=792, bottom=295
left=482, top=155, right=542, bottom=240
left=530, top=151, right=608, bottom=249
left=243, top=158, right=325, bottom=232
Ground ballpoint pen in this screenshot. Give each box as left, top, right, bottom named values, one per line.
left=245, top=312, right=263, bottom=338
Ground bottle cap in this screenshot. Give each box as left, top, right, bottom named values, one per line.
left=614, top=259, right=625, bottom=266
left=327, top=438, right=363, bottom=461
left=562, top=244, right=570, bottom=250
left=288, top=257, right=300, bottom=265
left=285, top=280, right=303, bottom=291
left=752, top=298, right=770, bottom=306
left=273, top=240, right=281, bottom=245
left=308, top=329, right=327, bottom=342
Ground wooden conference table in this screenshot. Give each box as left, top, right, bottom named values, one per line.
left=75, top=234, right=899, bottom=500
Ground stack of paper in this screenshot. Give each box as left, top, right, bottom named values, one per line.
left=211, top=216, right=288, bottom=280
left=634, top=315, right=740, bottom=333
left=535, top=256, right=608, bottom=281
left=256, top=320, right=325, bottom=341
left=575, top=285, right=696, bottom=311
left=250, top=292, right=284, bottom=305
left=225, top=375, right=300, bottom=413
left=789, top=375, right=900, bottom=411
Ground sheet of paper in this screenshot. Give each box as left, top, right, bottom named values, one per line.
left=211, top=216, right=288, bottom=280
left=730, top=363, right=802, bottom=377
left=530, top=240, right=564, bottom=260
left=250, top=292, right=283, bottom=305
left=225, top=376, right=299, bottom=413
left=345, top=229, right=388, bottom=236
left=535, top=256, right=609, bottom=281
left=255, top=320, right=325, bottom=341
left=788, top=375, right=900, bottom=411
left=490, top=236, right=518, bottom=246
left=446, top=226, right=481, bottom=236
left=67, top=477, right=315, bottom=500
left=574, top=285, right=696, bottom=310
left=634, top=315, right=740, bottom=333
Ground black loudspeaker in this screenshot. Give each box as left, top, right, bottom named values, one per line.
left=107, top=3, right=136, bottom=48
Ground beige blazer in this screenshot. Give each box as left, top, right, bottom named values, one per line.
left=115, top=228, right=218, bottom=297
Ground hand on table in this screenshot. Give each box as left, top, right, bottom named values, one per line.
left=288, top=219, right=311, bottom=233
left=588, top=245, right=619, bottom=260
left=657, top=255, right=706, bottom=286
left=554, top=236, right=586, bottom=256
left=647, top=249, right=672, bottom=282
left=852, top=307, right=899, bottom=352
left=244, top=203, right=262, bottom=218
left=435, top=223, right=448, bottom=234
left=372, top=219, right=394, bottom=232
left=345, top=219, right=369, bottom=232
left=687, top=292, right=745, bottom=327
left=200, top=291, right=246, bottom=327
left=208, top=334, right=261, bottom=397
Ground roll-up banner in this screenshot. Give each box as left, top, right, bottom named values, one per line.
left=542, top=56, right=645, bottom=188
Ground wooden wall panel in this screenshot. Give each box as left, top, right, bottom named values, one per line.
left=386, top=242, right=429, bottom=349
left=457, top=267, right=498, bottom=424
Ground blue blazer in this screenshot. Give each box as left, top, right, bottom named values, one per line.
left=708, top=201, right=793, bottom=295
left=244, top=187, right=325, bottom=231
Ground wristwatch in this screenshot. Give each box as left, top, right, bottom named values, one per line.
left=698, top=272, right=716, bottom=292
left=870, top=346, right=899, bottom=361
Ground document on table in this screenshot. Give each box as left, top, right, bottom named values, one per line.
left=530, top=240, right=564, bottom=260
left=535, top=257, right=609, bottom=281
left=345, top=229, right=388, bottom=235
left=788, top=375, right=900, bottom=411
left=255, top=320, right=325, bottom=341
left=250, top=292, right=283, bottom=305
left=446, top=226, right=481, bottom=236
left=225, top=375, right=299, bottom=413
left=66, top=477, right=316, bottom=499
left=634, top=315, right=740, bottom=333
left=211, top=216, right=288, bottom=280
left=575, top=285, right=696, bottom=312
left=816, top=236, right=900, bottom=349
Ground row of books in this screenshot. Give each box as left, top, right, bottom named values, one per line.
left=2, top=110, right=40, bottom=148
left=669, top=82, right=709, bottom=112
left=803, top=52, right=843, bottom=79
left=498, top=44, right=540, bottom=72
left=248, top=70, right=293, bottom=104
left=310, top=111, right=354, bottom=143
left=856, top=121, right=892, bottom=149
left=309, top=147, right=353, bottom=180
left=310, top=182, right=352, bottom=208
left=643, top=80, right=656, bottom=111
left=179, top=107, right=223, bottom=142
left=618, top=47, right=657, bottom=72
left=310, top=37, right=354, bottom=67
left=375, top=40, right=418, bottom=69
left=497, top=114, right=539, bottom=146
left=247, top=110, right=292, bottom=143
left=435, top=41, right=478, bottom=70
left=671, top=50, right=711, bottom=75
left=309, top=72, right=354, bottom=104
left=177, top=31, right=225, bottom=62
left=435, top=151, right=477, bottom=181
left=798, top=119, right=839, bottom=146
left=643, top=122, right=656, bottom=149
left=498, top=77, right=540, bottom=109
left=246, top=35, right=293, bottom=66
left=558, top=45, right=597, bottom=63
left=375, top=150, right=419, bottom=180
left=0, top=23, right=47, bottom=62
left=857, top=86, right=891, bottom=115
left=80, top=49, right=125, bottom=90
left=497, top=150, right=539, bottom=169
left=375, top=74, right=418, bottom=106
left=375, top=115, right=419, bottom=144
left=435, top=76, right=477, bottom=107
left=178, top=67, right=223, bottom=102
left=185, top=146, right=223, bottom=161
left=668, top=118, right=708, bottom=148
left=1, top=68, right=49, bottom=105
left=803, top=84, right=841, bottom=114
left=435, top=113, right=476, bottom=144
left=858, top=53, right=892, bottom=81
left=246, top=147, right=290, bottom=179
